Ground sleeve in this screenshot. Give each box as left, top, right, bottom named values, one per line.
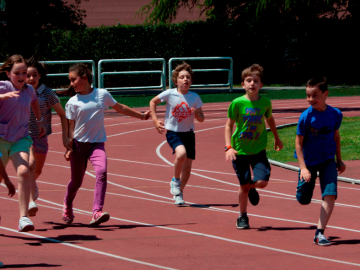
left=47, top=88, right=60, bottom=106
left=264, top=100, right=272, bottom=119
left=30, top=88, right=38, bottom=103
left=65, top=100, right=76, bottom=120
left=158, top=89, right=171, bottom=103
left=103, top=90, right=117, bottom=108
left=195, top=95, right=203, bottom=109
left=296, top=111, right=308, bottom=136
left=334, top=110, right=343, bottom=130
left=227, top=101, right=237, bottom=120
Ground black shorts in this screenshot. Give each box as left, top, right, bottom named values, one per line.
left=166, top=130, right=196, bottom=160
left=232, top=150, right=271, bottom=185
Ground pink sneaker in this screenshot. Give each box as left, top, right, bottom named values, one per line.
left=62, top=203, right=74, bottom=224
left=90, top=211, right=110, bottom=226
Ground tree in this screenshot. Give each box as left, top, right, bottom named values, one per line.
left=1, top=0, right=88, bottom=58
left=137, top=0, right=353, bottom=24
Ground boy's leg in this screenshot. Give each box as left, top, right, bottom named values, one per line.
left=174, top=145, right=187, bottom=180
left=180, top=158, right=193, bottom=191
left=318, top=195, right=335, bottom=230
left=238, top=184, right=251, bottom=214
left=296, top=166, right=317, bottom=205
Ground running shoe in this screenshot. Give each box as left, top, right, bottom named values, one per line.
left=314, top=232, right=331, bottom=246
left=170, top=178, right=181, bottom=196
left=28, top=201, right=38, bottom=217
left=62, top=203, right=74, bottom=224
left=90, top=211, right=110, bottom=226
left=18, top=217, right=35, bottom=232
left=174, top=192, right=185, bottom=206
left=236, top=216, right=250, bottom=229
left=34, top=182, right=39, bottom=201
left=248, top=188, right=260, bottom=206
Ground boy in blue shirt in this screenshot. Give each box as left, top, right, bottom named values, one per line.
left=295, top=76, right=346, bottom=246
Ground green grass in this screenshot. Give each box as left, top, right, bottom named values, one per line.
left=58, top=86, right=360, bottom=108
left=266, top=117, right=360, bottom=163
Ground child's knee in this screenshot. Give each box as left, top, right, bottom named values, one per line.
left=176, top=152, right=187, bottom=162
left=240, top=184, right=251, bottom=193
left=296, top=194, right=312, bottom=205
left=256, top=180, right=268, bottom=189
left=17, top=165, right=30, bottom=179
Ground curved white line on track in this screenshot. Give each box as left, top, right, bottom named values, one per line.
left=1, top=194, right=360, bottom=267
left=0, top=225, right=176, bottom=270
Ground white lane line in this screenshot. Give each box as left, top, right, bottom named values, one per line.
left=107, top=127, right=154, bottom=138
left=1, top=195, right=360, bottom=267
left=0, top=225, right=176, bottom=270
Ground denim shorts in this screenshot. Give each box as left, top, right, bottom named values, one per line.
left=0, top=136, right=33, bottom=166
left=166, top=130, right=196, bottom=160
left=232, top=150, right=271, bottom=186
left=296, top=159, right=337, bottom=204
left=32, top=136, right=49, bottom=154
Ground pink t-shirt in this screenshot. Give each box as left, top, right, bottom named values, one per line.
left=0, top=81, right=37, bottom=142
left=159, top=88, right=203, bottom=132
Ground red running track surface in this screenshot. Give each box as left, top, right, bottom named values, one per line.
left=1, top=96, right=360, bottom=269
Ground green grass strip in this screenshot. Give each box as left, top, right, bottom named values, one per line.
left=266, top=117, right=360, bottom=163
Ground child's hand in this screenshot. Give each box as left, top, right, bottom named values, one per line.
left=64, top=150, right=72, bottom=161
left=225, top=148, right=238, bottom=161
left=142, top=111, right=151, bottom=120
left=300, top=168, right=311, bottom=182
left=0, top=91, right=20, bottom=100
left=336, top=160, right=346, bottom=174
left=154, top=120, right=165, bottom=134
left=274, top=138, right=283, bottom=151
left=5, top=179, right=16, bottom=197
left=63, top=137, right=73, bottom=151
left=191, top=107, right=199, bottom=117
left=37, top=122, right=46, bottom=137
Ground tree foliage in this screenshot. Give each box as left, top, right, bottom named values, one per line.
left=137, top=0, right=355, bottom=24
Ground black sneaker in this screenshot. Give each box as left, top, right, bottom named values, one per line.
left=314, top=232, right=331, bottom=246
left=236, top=216, right=250, bottom=229
left=248, top=188, right=260, bottom=206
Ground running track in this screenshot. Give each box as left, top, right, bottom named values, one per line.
left=1, top=96, right=360, bottom=269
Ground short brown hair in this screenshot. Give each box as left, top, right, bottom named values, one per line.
left=241, top=64, right=264, bottom=83
left=306, top=76, right=328, bottom=92
left=171, top=62, right=194, bottom=86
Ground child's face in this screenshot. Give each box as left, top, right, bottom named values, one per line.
left=176, top=70, right=192, bottom=92
left=6, top=62, right=28, bottom=89
left=27, top=67, right=41, bottom=90
left=69, top=71, right=87, bottom=93
left=306, top=86, right=328, bottom=111
left=241, top=75, right=263, bottom=95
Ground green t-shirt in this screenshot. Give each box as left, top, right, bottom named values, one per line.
left=227, top=95, right=272, bottom=155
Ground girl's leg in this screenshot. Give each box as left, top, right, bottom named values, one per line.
left=318, top=195, right=335, bottom=230
left=180, top=158, right=193, bottom=191
left=174, top=145, right=187, bottom=179
left=29, top=147, right=47, bottom=201
left=88, top=143, right=107, bottom=213
left=64, top=141, right=88, bottom=207
left=10, top=151, right=31, bottom=218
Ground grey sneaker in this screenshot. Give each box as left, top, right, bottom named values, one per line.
left=174, top=192, right=185, bottom=205
left=28, top=201, right=38, bottom=217
left=236, top=216, right=250, bottom=229
left=314, top=232, right=331, bottom=246
left=18, top=217, right=35, bottom=232
left=170, top=178, right=181, bottom=196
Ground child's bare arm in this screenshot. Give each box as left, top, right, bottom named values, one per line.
left=191, top=107, right=205, bottom=122
left=31, top=99, right=45, bottom=137
left=149, top=96, right=165, bottom=134
left=64, top=120, right=75, bottom=161
left=295, top=135, right=311, bottom=182
left=225, top=118, right=237, bottom=161
left=265, top=116, right=283, bottom=151
left=112, top=103, right=150, bottom=120
left=0, top=160, right=16, bottom=197
left=334, top=130, right=346, bottom=173
left=0, top=91, right=19, bottom=100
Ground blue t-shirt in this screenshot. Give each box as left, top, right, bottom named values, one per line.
left=295, top=105, right=342, bottom=166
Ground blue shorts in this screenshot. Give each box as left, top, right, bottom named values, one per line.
left=166, top=130, right=196, bottom=160
left=296, top=159, right=337, bottom=204
left=232, top=150, right=271, bottom=186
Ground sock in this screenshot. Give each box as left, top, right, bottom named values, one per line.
left=172, top=177, right=180, bottom=182
left=240, top=212, right=247, bottom=218
left=315, top=229, right=324, bottom=236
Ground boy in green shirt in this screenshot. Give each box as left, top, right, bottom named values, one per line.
left=225, top=64, right=283, bottom=229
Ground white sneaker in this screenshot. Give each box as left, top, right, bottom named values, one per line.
left=28, top=201, right=38, bottom=217
left=18, top=217, right=34, bottom=232
left=34, top=182, right=39, bottom=201
left=174, top=192, right=185, bottom=205
left=170, top=178, right=181, bottom=196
